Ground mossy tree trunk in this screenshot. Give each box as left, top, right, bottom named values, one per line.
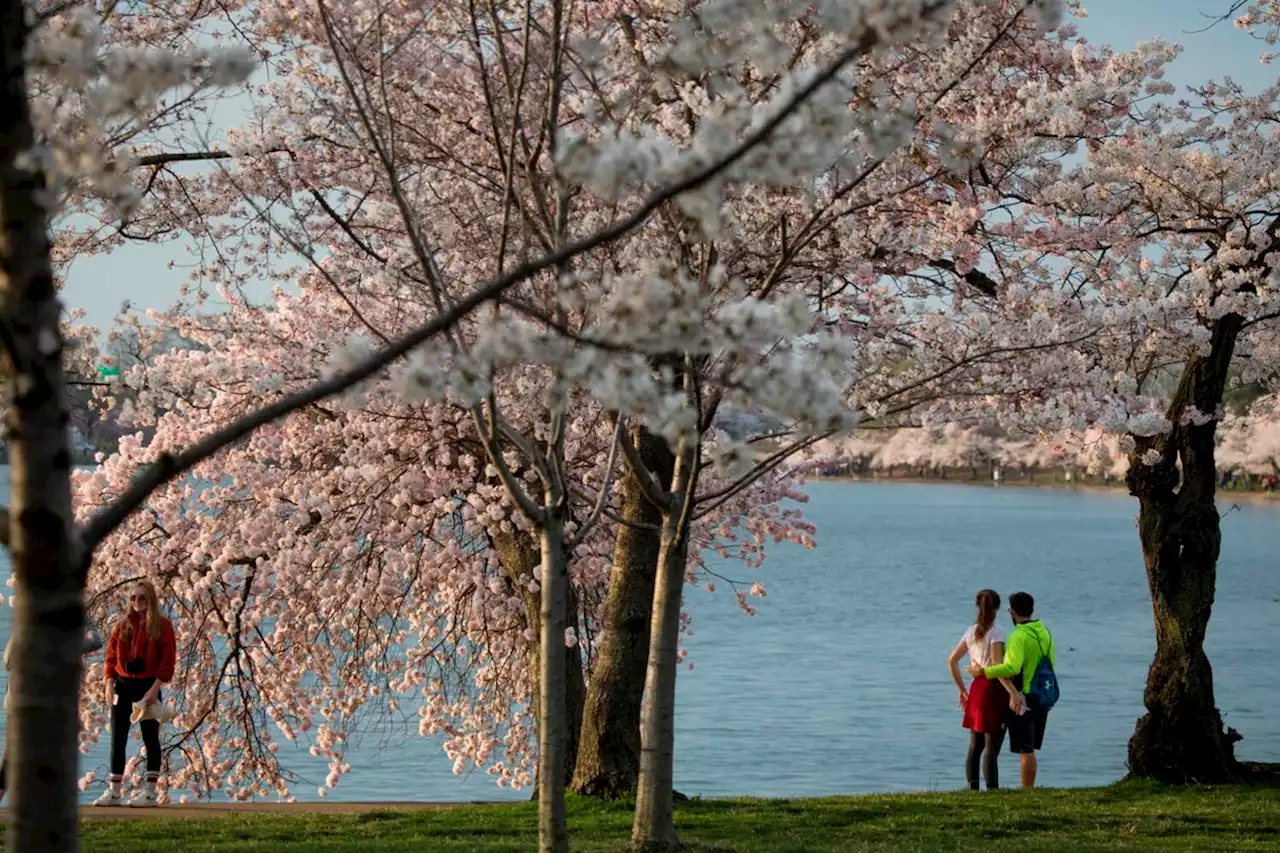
left=1125, top=315, right=1244, bottom=784
left=572, top=425, right=673, bottom=798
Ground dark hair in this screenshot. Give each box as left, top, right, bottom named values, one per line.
left=974, top=589, right=1000, bottom=640
left=1009, top=591, right=1035, bottom=619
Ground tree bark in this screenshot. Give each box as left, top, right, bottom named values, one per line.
left=491, top=529, right=584, bottom=792
left=1125, top=316, right=1244, bottom=784
left=572, top=426, right=673, bottom=798
left=631, top=437, right=695, bottom=853
left=1, top=2, right=87, bottom=848
left=536, top=506, right=570, bottom=853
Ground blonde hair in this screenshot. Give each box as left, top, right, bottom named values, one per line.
left=120, top=579, right=163, bottom=642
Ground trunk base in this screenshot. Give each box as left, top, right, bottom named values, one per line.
left=1126, top=652, right=1241, bottom=785
left=571, top=771, right=634, bottom=800
left=1127, top=712, right=1241, bottom=784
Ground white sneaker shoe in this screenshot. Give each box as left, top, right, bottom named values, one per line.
left=91, top=790, right=123, bottom=807
left=128, top=788, right=158, bottom=808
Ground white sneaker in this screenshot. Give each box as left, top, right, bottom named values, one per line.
left=91, top=790, right=123, bottom=807
left=128, top=788, right=158, bottom=808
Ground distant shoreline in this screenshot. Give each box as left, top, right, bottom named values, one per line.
left=809, top=475, right=1280, bottom=504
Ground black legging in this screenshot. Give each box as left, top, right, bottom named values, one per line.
left=966, top=728, right=1004, bottom=790
left=111, top=677, right=162, bottom=775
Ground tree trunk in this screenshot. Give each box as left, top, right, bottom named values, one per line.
left=1, top=4, right=86, bottom=849
left=537, top=507, right=570, bottom=853
left=572, top=426, right=673, bottom=798
left=1125, top=316, right=1243, bottom=784
left=491, top=529, right=584, bottom=795
left=631, top=438, right=695, bottom=853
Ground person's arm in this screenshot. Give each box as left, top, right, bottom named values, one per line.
left=947, top=640, right=969, bottom=707
left=987, top=639, right=1018, bottom=697
left=984, top=632, right=1025, bottom=681
left=144, top=620, right=177, bottom=702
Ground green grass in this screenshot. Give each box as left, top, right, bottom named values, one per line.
left=33, top=782, right=1280, bottom=852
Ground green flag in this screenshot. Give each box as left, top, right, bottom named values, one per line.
left=97, top=363, right=120, bottom=379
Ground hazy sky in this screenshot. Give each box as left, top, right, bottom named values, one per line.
left=62, top=1, right=1277, bottom=334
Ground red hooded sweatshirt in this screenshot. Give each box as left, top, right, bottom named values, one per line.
left=105, top=612, right=176, bottom=682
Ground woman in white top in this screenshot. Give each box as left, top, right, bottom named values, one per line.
left=948, top=589, right=1018, bottom=790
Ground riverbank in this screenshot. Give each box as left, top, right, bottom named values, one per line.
left=13, top=782, right=1279, bottom=851
left=813, top=474, right=1280, bottom=503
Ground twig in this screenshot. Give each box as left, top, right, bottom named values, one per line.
left=566, top=418, right=623, bottom=549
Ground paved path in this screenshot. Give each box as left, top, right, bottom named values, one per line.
left=2, top=801, right=506, bottom=822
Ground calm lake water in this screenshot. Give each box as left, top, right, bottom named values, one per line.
left=1, top=478, right=1278, bottom=802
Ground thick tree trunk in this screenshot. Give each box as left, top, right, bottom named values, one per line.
left=631, top=438, right=695, bottom=853
left=1125, top=317, right=1243, bottom=784
left=536, top=508, right=570, bottom=853
left=572, top=426, right=673, bottom=798
left=0, top=3, right=86, bottom=849
left=491, top=529, right=584, bottom=792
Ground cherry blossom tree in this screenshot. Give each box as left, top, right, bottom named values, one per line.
left=918, top=28, right=1280, bottom=778
left=814, top=7, right=1280, bottom=783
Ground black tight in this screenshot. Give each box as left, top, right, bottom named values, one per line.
left=111, top=677, right=162, bottom=775
left=966, top=728, right=1004, bottom=790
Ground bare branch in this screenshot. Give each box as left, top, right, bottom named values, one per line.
left=565, top=418, right=623, bottom=550
left=611, top=414, right=670, bottom=509
left=133, top=151, right=234, bottom=168
left=693, top=432, right=829, bottom=519
left=470, top=400, right=547, bottom=524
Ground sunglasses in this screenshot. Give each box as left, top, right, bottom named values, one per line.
left=129, top=593, right=147, bottom=602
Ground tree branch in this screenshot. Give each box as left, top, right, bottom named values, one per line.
left=611, top=414, right=670, bottom=509
left=133, top=151, right=234, bottom=168
left=693, top=432, right=829, bottom=519
left=928, top=258, right=1000, bottom=297
left=565, top=418, right=623, bottom=550
left=470, top=400, right=547, bottom=524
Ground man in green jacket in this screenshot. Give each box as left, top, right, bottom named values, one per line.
left=967, top=591, right=1054, bottom=789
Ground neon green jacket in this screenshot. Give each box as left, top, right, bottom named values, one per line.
left=984, top=619, right=1054, bottom=693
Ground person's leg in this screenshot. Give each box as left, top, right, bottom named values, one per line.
left=128, top=681, right=162, bottom=806
left=102, top=682, right=134, bottom=802
left=983, top=728, right=1004, bottom=790
left=0, top=743, right=7, bottom=801
left=1020, top=709, right=1048, bottom=789
left=140, top=719, right=161, bottom=795
left=1006, top=707, right=1034, bottom=787
left=965, top=732, right=984, bottom=790
left=1019, top=752, right=1037, bottom=788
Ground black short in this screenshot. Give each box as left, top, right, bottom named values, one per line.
left=1007, top=705, right=1048, bottom=754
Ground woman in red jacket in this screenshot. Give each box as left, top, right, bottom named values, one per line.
left=93, top=579, right=176, bottom=808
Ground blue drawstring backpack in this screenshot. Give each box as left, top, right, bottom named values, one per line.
left=1023, top=627, right=1059, bottom=711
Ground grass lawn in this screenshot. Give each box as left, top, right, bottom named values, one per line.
left=32, top=782, right=1280, bottom=852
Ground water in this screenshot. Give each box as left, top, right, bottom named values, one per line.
left=1, top=477, right=1277, bottom=802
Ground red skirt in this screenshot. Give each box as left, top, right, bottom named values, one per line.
left=962, top=674, right=1007, bottom=735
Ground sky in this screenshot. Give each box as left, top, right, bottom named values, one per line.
left=61, top=0, right=1279, bottom=335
